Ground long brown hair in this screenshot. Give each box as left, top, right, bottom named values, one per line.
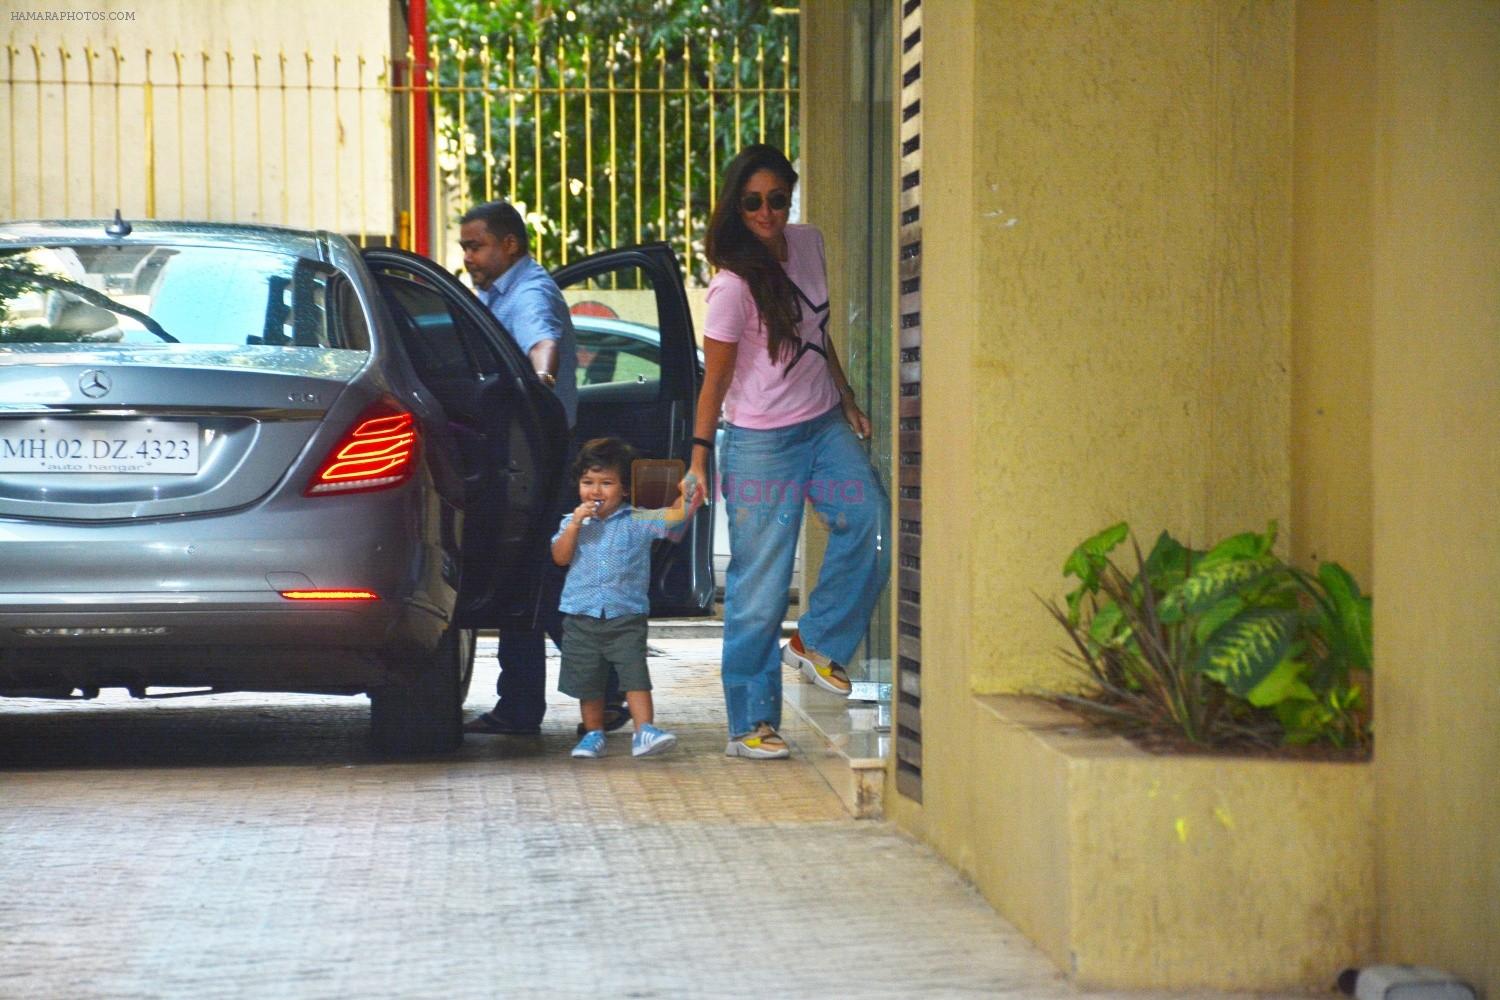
left=704, top=144, right=801, bottom=364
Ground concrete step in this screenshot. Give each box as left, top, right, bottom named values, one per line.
left=648, top=618, right=724, bottom=639
left=478, top=619, right=798, bottom=643
left=648, top=618, right=798, bottom=639
left=781, top=678, right=890, bottom=820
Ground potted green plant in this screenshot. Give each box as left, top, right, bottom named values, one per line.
left=1044, top=521, right=1372, bottom=751
left=981, top=521, right=1377, bottom=989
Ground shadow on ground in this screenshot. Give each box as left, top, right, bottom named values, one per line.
left=0, top=693, right=571, bottom=771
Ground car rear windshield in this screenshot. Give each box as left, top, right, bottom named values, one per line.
left=0, top=244, right=369, bottom=351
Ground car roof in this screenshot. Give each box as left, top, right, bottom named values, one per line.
left=0, top=219, right=331, bottom=258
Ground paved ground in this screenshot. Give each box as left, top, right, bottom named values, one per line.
left=0, top=636, right=1313, bottom=999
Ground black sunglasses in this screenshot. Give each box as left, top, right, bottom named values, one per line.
left=739, top=191, right=791, bottom=213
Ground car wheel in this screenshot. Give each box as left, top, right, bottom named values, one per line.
left=456, top=628, right=476, bottom=703
left=369, top=626, right=474, bottom=755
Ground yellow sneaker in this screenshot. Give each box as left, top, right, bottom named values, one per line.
left=725, top=722, right=791, bottom=759
left=781, top=631, right=852, bottom=696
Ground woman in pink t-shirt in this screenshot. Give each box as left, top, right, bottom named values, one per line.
left=683, top=144, right=891, bottom=760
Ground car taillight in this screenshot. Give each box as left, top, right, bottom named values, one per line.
left=305, top=405, right=418, bottom=496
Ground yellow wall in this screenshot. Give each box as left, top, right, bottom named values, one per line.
left=966, top=1, right=1294, bottom=694
left=1369, top=2, right=1500, bottom=993
left=1291, top=1, right=1375, bottom=584
left=876, top=0, right=1299, bottom=936
left=809, top=2, right=1499, bottom=991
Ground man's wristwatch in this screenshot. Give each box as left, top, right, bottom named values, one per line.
left=535, top=370, right=557, bottom=388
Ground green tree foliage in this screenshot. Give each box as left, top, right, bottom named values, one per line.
left=0, top=252, right=54, bottom=342
left=429, top=1, right=798, bottom=279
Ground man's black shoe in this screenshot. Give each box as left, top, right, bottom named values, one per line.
left=575, top=704, right=631, bottom=738
left=463, top=712, right=541, bottom=736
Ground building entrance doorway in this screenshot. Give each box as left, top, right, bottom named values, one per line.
left=804, top=2, right=896, bottom=707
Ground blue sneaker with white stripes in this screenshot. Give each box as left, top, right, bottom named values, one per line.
left=570, top=729, right=607, bottom=759
left=631, top=723, right=678, bottom=757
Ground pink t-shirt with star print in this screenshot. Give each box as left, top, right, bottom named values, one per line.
left=702, top=223, right=841, bottom=430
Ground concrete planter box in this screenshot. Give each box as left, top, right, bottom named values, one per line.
left=965, top=695, right=1375, bottom=992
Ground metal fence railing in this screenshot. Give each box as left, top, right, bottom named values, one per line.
left=424, top=33, right=799, bottom=284
left=1, top=32, right=799, bottom=285
left=1, top=40, right=400, bottom=244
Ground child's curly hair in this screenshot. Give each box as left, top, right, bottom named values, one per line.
left=572, top=437, right=636, bottom=495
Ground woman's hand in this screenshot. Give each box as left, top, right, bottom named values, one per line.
left=842, top=393, right=872, bottom=440
left=681, top=461, right=708, bottom=507
left=686, top=338, right=734, bottom=510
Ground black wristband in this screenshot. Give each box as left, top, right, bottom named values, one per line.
left=691, top=436, right=714, bottom=450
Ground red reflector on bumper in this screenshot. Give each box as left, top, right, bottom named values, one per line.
left=279, top=590, right=380, bottom=601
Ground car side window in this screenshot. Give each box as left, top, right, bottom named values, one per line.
left=381, top=275, right=476, bottom=382
left=574, top=330, right=661, bottom=387
left=561, top=266, right=663, bottom=392
left=330, top=275, right=371, bottom=351
left=448, top=307, right=505, bottom=376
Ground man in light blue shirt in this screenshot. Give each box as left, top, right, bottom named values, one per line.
left=456, top=200, right=591, bottom=735
left=458, top=201, right=578, bottom=425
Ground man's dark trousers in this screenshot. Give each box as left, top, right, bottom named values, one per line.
left=490, top=563, right=565, bottom=729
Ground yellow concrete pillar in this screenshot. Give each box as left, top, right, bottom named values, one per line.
left=1369, top=2, right=1500, bottom=993
left=1291, top=1, right=1376, bottom=584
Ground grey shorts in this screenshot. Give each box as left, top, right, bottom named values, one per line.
left=558, top=613, right=651, bottom=700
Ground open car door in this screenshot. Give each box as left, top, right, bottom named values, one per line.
left=552, top=243, right=714, bottom=615
left=363, top=248, right=568, bottom=629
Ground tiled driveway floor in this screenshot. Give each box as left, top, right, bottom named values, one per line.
left=0, top=637, right=1316, bottom=999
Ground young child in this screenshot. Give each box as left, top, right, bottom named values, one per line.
left=551, top=437, right=702, bottom=759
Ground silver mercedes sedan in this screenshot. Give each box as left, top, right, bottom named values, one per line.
left=0, top=219, right=581, bottom=755
left=0, top=219, right=712, bottom=756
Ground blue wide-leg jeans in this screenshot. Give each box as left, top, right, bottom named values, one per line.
left=719, top=406, right=891, bottom=739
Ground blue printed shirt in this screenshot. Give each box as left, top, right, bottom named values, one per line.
left=553, top=504, right=691, bottom=618
left=476, top=255, right=578, bottom=427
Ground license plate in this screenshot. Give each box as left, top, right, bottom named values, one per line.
left=0, top=419, right=200, bottom=474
